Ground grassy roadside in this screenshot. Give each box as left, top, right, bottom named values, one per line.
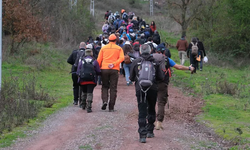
left=167, top=37, right=250, bottom=149
left=0, top=45, right=73, bottom=148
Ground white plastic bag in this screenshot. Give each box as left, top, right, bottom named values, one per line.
left=203, top=56, right=208, bottom=63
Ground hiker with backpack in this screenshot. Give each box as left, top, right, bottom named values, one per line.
left=187, top=37, right=200, bottom=73
left=104, top=10, right=110, bottom=20
left=129, top=44, right=164, bottom=143
left=144, top=24, right=152, bottom=39
left=97, top=34, right=124, bottom=112
left=153, top=44, right=194, bottom=130
left=76, top=47, right=101, bottom=113
left=176, top=35, right=189, bottom=65
left=67, top=42, right=86, bottom=105
left=102, top=22, right=109, bottom=34
left=123, top=41, right=134, bottom=86
left=108, top=13, right=116, bottom=24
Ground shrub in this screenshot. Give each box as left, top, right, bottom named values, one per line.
left=0, top=73, right=54, bottom=133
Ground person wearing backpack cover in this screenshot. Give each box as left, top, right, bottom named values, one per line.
left=97, top=34, right=124, bottom=112
left=187, top=37, right=200, bottom=73
left=153, top=44, right=195, bottom=130
left=129, top=44, right=163, bottom=143
left=67, top=42, right=86, bottom=105
left=76, top=48, right=101, bottom=113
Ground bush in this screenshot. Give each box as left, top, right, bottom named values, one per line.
left=0, top=73, right=54, bottom=133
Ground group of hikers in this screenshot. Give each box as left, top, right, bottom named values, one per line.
left=67, top=9, right=207, bottom=143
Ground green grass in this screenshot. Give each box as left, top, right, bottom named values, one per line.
left=0, top=45, right=73, bottom=148
left=169, top=46, right=250, bottom=147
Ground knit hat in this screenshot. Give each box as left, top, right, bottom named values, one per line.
left=86, top=44, right=93, bottom=50
left=109, top=34, right=117, bottom=41
left=140, top=44, right=151, bottom=54
left=156, top=43, right=166, bottom=52
left=85, top=49, right=93, bottom=56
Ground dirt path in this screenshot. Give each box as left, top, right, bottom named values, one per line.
left=3, top=75, right=231, bottom=150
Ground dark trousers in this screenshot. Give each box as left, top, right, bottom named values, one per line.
left=72, top=73, right=79, bottom=103
left=80, top=84, right=96, bottom=103
left=157, top=82, right=169, bottom=122
left=136, top=89, right=157, bottom=137
left=190, top=55, right=198, bottom=73
left=101, top=69, right=119, bottom=110
left=81, top=84, right=96, bottom=93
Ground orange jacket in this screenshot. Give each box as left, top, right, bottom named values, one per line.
left=97, top=42, right=124, bottom=71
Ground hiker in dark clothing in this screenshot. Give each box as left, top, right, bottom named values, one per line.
left=197, top=38, right=206, bottom=71
left=67, top=42, right=86, bottom=105
left=76, top=48, right=101, bottom=113
left=153, top=44, right=194, bottom=130
left=152, top=30, right=161, bottom=45
left=130, top=44, right=163, bottom=143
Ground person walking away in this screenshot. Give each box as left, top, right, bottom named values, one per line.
left=152, top=30, right=161, bottom=45
left=187, top=37, right=200, bottom=73
left=153, top=44, right=194, bottom=130
left=104, top=10, right=109, bottom=20
left=150, top=21, right=156, bottom=33
left=129, top=44, right=163, bottom=143
left=97, top=34, right=124, bottom=112
left=67, top=42, right=86, bottom=105
left=132, top=41, right=140, bottom=58
left=197, top=38, right=206, bottom=71
left=176, top=35, right=188, bottom=65
left=76, top=48, right=101, bottom=113
left=123, top=41, right=134, bottom=86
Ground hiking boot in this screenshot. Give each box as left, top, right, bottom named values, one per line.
left=86, top=94, right=93, bottom=113
left=139, top=137, right=146, bottom=143
left=80, top=103, right=86, bottom=110
left=146, top=133, right=154, bottom=138
left=87, top=107, right=92, bottom=113
left=155, top=121, right=163, bottom=130
left=101, top=102, right=107, bottom=110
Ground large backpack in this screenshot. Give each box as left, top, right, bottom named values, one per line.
left=129, top=32, right=136, bottom=42
left=137, top=58, right=156, bottom=95
left=74, top=50, right=85, bottom=68
left=191, top=42, right=198, bottom=56
left=122, top=12, right=128, bottom=22
left=152, top=53, right=171, bottom=83
left=79, top=57, right=96, bottom=81
left=124, top=54, right=132, bottom=64
left=108, top=14, right=115, bottom=24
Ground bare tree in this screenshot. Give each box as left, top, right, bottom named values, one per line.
left=166, top=0, right=203, bottom=36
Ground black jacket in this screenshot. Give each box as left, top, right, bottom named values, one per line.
left=130, top=53, right=162, bottom=92
left=153, top=33, right=161, bottom=45
left=67, top=48, right=85, bottom=73
left=198, top=41, right=206, bottom=58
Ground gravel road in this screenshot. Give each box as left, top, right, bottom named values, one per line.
left=2, top=75, right=232, bottom=150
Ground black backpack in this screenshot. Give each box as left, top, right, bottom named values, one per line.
left=79, top=58, right=96, bottom=81
left=137, top=58, right=156, bottom=102
left=74, top=50, right=85, bottom=68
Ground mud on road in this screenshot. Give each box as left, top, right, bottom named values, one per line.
left=3, top=75, right=232, bottom=150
